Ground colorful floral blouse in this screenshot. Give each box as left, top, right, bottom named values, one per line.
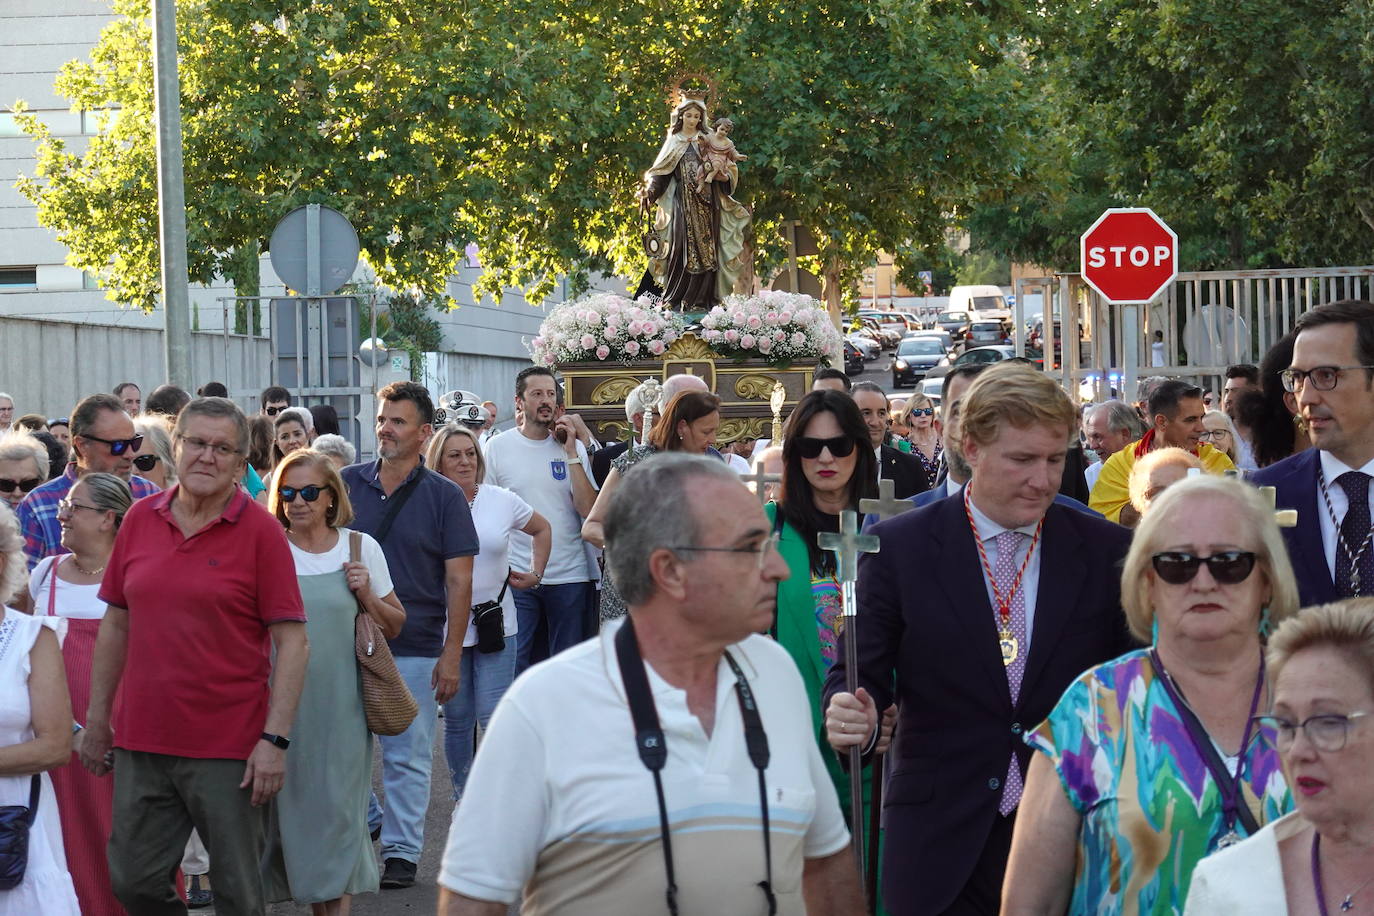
left=1026, top=650, right=1292, bottom=916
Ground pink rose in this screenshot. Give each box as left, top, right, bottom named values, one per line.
left=765, top=312, right=779, bottom=325
left=773, top=330, right=786, bottom=342
left=746, top=315, right=763, bottom=330
left=604, top=326, right=618, bottom=340
left=724, top=329, right=740, bottom=344
left=580, top=334, right=596, bottom=350
left=740, top=334, right=757, bottom=349
left=732, top=312, right=746, bottom=325
left=648, top=340, right=666, bottom=355
left=586, top=310, right=602, bottom=325
left=791, top=332, right=807, bottom=348
left=625, top=340, right=641, bottom=356
left=780, top=311, right=793, bottom=323
left=542, top=353, right=556, bottom=366
left=595, top=345, right=611, bottom=359
left=758, top=337, right=773, bottom=353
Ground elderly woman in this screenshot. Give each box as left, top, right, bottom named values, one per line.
left=29, top=473, right=130, bottom=916
left=899, top=393, right=941, bottom=487
left=1185, top=599, right=1374, bottom=914
left=1200, top=408, right=1241, bottom=463
left=0, top=503, right=79, bottom=915
left=131, top=417, right=177, bottom=490
left=426, top=424, right=550, bottom=802
left=1124, top=445, right=1202, bottom=524
left=1003, top=475, right=1299, bottom=914
left=582, top=391, right=722, bottom=619
left=311, top=433, right=356, bottom=470
left=0, top=430, right=48, bottom=511
left=263, top=448, right=402, bottom=915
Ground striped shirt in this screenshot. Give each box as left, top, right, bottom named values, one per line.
left=16, top=464, right=161, bottom=570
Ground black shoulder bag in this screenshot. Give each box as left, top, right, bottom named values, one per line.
left=472, top=573, right=510, bottom=654
left=0, top=775, right=41, bottom=890
left=615, top=618, right=777, bottom=916
left=374, top=469, right=424, bottom=544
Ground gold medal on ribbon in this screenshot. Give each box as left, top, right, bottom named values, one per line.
left=998, top=628, right=1019, bottom=666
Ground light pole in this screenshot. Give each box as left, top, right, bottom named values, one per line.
left=152, top=0, right=192, bottom=387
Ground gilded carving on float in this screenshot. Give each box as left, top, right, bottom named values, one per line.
left=589, top=378, right=642, bottom=405
left=734, top=374, right=779, bottom=400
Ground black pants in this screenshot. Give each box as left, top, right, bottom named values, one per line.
left=938, top=812, right=1016, bottom=916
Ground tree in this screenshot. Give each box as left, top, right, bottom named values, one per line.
left=16, top=0, right=1041, bottom=311
left=969, top=0, right=1374, bottom=272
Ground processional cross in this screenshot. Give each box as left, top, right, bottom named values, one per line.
left=817, top=509, right=880, bottom=877
left=743, top=463, right=782, bottom=508
left=859, top=478, right=915, bottom=524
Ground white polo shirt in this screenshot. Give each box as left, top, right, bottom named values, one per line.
left=440, top=619, right=849, bottom=915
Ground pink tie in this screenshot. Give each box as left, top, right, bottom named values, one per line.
left=993, top=530, right=1028, bottom=814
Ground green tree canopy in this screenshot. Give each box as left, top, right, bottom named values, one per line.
left=16, top=0, right=1040, bottom=310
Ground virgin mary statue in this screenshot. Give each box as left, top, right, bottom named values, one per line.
left=642, top=97, right=751, bottom=310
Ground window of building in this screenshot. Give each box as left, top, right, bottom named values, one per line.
left=0, top=268, right=39, bottom=290
left=0, top=113, right=23, bottom=138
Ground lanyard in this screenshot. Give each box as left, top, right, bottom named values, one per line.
left=963, top=484, right=1043, bottom=666
left=614, top=618, right=777, bottom=916
left=1149, top=649, right=1265, bottom=844
left=1318, top=467, right=1374, bottom=594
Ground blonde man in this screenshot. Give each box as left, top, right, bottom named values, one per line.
left=1125, top=446, right=1202, bottom=525
left=823, top=362, right=1136, bottom=914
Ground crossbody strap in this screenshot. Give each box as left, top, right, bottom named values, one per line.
left=374, top=470, right=423, bottom=543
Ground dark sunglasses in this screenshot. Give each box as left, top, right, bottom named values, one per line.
left=909, top=407, right=935, bottom=417
left=1151, top=550, right=1257, bottom=585
left=265, top=406, right=287, bottom=416
left=80, top=433, right=144, bottom=456
left=795, top=436, right=857, bottom=459
left=279, top=485, right=328, bottom=503
left=132, top=454, right=161, bottom=472
left=0, top=477, right=41, bottom=494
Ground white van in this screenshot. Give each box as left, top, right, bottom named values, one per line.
left=948, top=285, right=1009, bottom=321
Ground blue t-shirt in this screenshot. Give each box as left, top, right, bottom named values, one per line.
left=341, top=459, right=480, bottom=657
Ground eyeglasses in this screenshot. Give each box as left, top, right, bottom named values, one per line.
left=132, top=454, right=160, bottom=472
left=80, top=433, right=144, bottom=456
left=794, top=436, right=857, bottom=459
left=177, top=435, right=241, bottom=460
left=1196, top=429, right=1230, bottom=442
left=279, top=485, right=329, bottom=503
left=0, top=477, right=41, bottom=494
left=265, top=406, right=287, bottom=416
left=1151, top=550, right=1257, bottom=585
left=1280, top=365, right=1374, bottom=392
left=909, top=407, right=935, bottom=417
left=669, top=532, right=781, bottom=570
left=1253, top=711, right=1370, bottom=752
left=57, top=498, right=105, bottom=516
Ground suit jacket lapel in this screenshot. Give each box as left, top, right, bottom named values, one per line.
left=1022, top=506, right=1085, bottom=698
left=1288, top=450, right=1334, bottom=601
left=931, top=496, right=1009, bottom=691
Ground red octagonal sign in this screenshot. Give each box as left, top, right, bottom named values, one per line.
left=1080, top=208, right=1178, bottom=304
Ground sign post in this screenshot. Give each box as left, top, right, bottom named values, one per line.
left=1080, top=208, right=1178, bottom=402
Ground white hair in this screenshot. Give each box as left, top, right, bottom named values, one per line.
left=312, top=433, right=356, bottom=466
left=280, top=406, right=314, bottom=432
left=0, top=430, right=48, bottom=480
left=0, top=503, right=25, bottom=605
left=660, top=373, right=709, bottom=404
left=625, top=381, right=658, bottom=422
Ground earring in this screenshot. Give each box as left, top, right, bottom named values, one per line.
left=1258, top=605, right=1273, bottom=637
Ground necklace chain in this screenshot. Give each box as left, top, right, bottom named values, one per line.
left=1313, top=832, right=1374, bottom=913
left=1318, top=469, right=1374, bottom=593
left=67, top=555, right=106, bottom=577
left=962, top=484, right=1044, bottom=623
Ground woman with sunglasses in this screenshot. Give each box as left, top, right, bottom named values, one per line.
left=26, top=472, right=130, bottom=916
left=264, top=448, right=404, bottom=915
left=766, top=389, right=890, bottom=897
left=1185, top=600, right=1374, bottom=915
left=132, top=417, right=177, bottom=490
left=1004, top=475, right=1299, bottom=914
left=900, top=393, right=941, bottom=488
left=0, top=430, right=48, bottom=511
left=582, top=390, right=723, bottom=622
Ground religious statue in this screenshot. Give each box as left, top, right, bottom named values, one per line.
left=640, top=92, right=752, bottom=311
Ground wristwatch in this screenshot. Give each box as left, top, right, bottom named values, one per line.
left=260, top=732, right=291, bottom=750
left=566, top=457, right=583, bottom=466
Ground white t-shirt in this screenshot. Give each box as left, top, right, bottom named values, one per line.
left=28, top=556, right=108, bottom=620
left=286, top=528, right=395, bottom=599
left=483, top=428, right=597, bottom=585
left=726, top=453, right=750, bottom=474
left=463, top=485, right=533, bottom=646
left=439, top=620, right=849, bottom=914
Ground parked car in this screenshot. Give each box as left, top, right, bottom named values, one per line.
left=891, top=337, right=950, bottom=388
left=965, top=320, right=1011, bottom=347
left=935, top=310, right=973, bottom=340
left=846, top=333, right=881, bottom=360
left=905, top=328, right=954, bottom=351
left=951, top=344, right=1045, bottom=370
left=859, top=310, right=908, bottom=340
left=949, top=284, right=1010, bottom=321
left=893, top=311, right=924, bottom=330
left=920, top=375, right=944, bottom=406
left=842, top=340, right=866, bottom=376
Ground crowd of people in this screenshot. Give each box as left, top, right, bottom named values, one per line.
left=2, top=299, right=1374, bottom=916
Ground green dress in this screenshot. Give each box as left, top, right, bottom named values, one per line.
left=262, top=568, right=379, bottom=904
left=765, top=503, right=887, bottom=913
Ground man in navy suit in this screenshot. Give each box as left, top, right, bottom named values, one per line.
left=1252, top=299, right=1374, bottom=605
left=824, top=362, right=1133, bottom=915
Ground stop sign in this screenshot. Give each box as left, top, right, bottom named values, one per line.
left=1080, top=208, right=1178, bottom=304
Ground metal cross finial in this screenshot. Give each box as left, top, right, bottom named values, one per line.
left=859, top=477, right=915, bottom=523
left=818, top=509, right=880, bottom=585
left=1259, top=485, right=1299, bottom=528
left=742, top=462, right=781, bottom=507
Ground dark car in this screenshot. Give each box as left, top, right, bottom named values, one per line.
left=891, top=337, right=950, bottom=388
left=951, top=345, right=1045, bottom=370
left=935, top=310, right=973, bottom=341
left=843, top=340, right=865, bottom=376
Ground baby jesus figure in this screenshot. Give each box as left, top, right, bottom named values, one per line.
left=696, top=117, right=747, bottom=194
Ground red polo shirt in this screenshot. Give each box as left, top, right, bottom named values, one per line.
left=99, top=485, right=307, bottom=760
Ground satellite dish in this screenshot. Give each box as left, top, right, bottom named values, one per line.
left=269, top=204, right=360, bottom=296
left=1183, top=305, right=1248, bottom=367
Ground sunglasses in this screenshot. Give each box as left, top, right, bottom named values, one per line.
left=81, top=433, right=144, bottom=456
left=909, top=407, right=935, bottom=417
left=1151, top=550, right=1257, bottom=585
left=795, top=436, right=857, bottom=459
left=265, top=406, right=287, bottom=416
left=132, top=454, right=160, bottom=472
left=0, top=477, right=41, bottom=494
left=279, top=485, right=329, bottom=503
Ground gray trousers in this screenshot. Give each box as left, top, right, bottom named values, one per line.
left=108, top=750, right=267, bottom=916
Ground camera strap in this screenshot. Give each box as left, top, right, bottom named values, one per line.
left=614, top=617, right=776, bottom=916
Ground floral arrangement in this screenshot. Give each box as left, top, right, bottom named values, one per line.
left=529, top=294, right=685, bottom=366
left=698, top=291, right=844, bottom=365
